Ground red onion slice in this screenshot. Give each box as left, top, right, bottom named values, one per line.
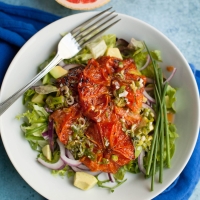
left=63, top=64, right=85, bottom=70
left=44, top=106, right=53, bottom=113
left=145, top=87, right=154, bottom=92
left=71, top=166, right=101, bottom=176
left=108, top=173, right=115, bottom=182
left=140, top=54, right=150, bottom=71
left=66, top=149, right=75, bottom=160
left=143, top=90, right=156, bottom=103
left=42, top=120, right=54, bottom=151
left=146, top=78, right=154, bottom=84
left=37, top=157, right=65, bottom=170
left=42, top=131, right=49, bottom=140
left=163, top=67, right=177, bottom=84
left=58, top=60, right=66, bottom=67
left=56, top=139, right=82, bottom=167
left=57, top=140, right=101, bottom=175
left=138, top=149, right=146, bottom=174
left=77, top=164, right=90, bottom=170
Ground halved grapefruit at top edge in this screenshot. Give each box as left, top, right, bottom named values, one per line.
left=56, top=0, right=110, bottom=10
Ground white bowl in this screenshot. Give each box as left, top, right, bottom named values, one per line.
left=0, top=12, right=199, bottom=200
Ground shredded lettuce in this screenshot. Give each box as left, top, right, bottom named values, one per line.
left=23, top=89, right=35, bottom=104
left=102, top=34, right=116, bottom=48
left=128, top=38, right=144, bottom=56
left=64, top=48, right=92, bottom=65
left=151, top=50, right=162, bottom=62
left=16, top=103, right=49, bottom=151
left=38, top=150, right=60, bottom=163
left=52, top=165, right=75, bottom=178
left=96, top=175, right=127, bottom=193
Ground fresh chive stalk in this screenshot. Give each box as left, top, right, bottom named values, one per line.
left=144, top=42, right=170, bottom=190
left=155, top=85, right=164, bottom=183
left=151, top=130, right=159, bottom=191
left=146, top=112, right=161, bottom=175
left=163, top=92, right=171, bottom=168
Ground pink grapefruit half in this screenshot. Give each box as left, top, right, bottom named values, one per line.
left=56, top=0, right=110, bottom=10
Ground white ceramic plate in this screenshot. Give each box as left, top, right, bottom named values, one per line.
left=0, top=12, right=199, bottom=200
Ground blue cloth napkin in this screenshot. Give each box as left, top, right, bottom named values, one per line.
left=0, top=2, right=199, bottom=200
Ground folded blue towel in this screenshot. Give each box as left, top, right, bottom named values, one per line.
left=0, top=2, right=199, bottom=200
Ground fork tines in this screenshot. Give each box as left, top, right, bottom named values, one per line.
left=71, top=7, right=120, bottom=48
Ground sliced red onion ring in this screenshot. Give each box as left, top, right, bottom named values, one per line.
left=66, top=149, right=76, bottom=160
left=58, top=140, right=101, bottom=175
left=63, top=64, right=85, bottom=70
left=42, top=131, right=49, bottom=140
left=56, top=139, right=82, bottom=167
left=138, top=149, right=146, bottom=174
left=58, top=60, right=66, bottom=67
left=44, top=106, right=53, bottom=113
left=41, top=120, right=54, bottom=151
left=108, top=173, right=115, bottom=182
left=145, top=87, right=154, bottom=92
left=37, top=157, right=65, bottom=170
left=163, top=67, right=177, bottom=84
left=142, top=103, right=156, bottom=118
left=146, top=78, right=154, bottom=84
left=71, top=166, right=101, bottom=176
left=77, top=164, right=90, bottom=170
left=143, top=90, right=156, bottom=103
left=140, top=54, right=150, bottom=71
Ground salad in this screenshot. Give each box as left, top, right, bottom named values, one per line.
left=16, top=34, right=178, bottom=192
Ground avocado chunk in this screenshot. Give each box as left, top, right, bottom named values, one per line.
left=106, top=47, right=123, bottom=59
left=31, top=93, right=46, bottom=104
left=74, top=172, right=97, bottom=190
left=50, top=65, right=68, bottom=79
left=42, top=144, right=52, bottom=161
left=135, top=146, right=142, bottom=159
left=42, top=73, right=51, bottom=85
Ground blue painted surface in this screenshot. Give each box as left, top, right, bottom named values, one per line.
left=0, top=0, right=200, bottom=199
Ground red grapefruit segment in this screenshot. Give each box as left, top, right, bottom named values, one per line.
left=56, top=0, right=110, bottom=10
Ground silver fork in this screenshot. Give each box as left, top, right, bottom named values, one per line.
left=0, top=7, right=120, bottom=116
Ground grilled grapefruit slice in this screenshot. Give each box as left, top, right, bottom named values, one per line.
left=56, top=0, right=110, bottom=10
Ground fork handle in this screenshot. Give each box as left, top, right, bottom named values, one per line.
left=0, top=53, right=63, bottom=116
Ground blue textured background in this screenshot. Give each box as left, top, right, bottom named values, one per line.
left=0, top=0, right=200, bottom=199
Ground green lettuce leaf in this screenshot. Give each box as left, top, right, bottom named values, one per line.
left=23, top=89, right=35, bottom=104
left=64, top=48, right=92, bottom=65
left=165, top=85, right=177, bottom=113
left=52, top=165, right=75, bottom=178
left=16, top=103, right=49, bottom=151
left=38, top=150, right=60, bottom=163
left=16, top=103, right=49, bottom=124
left=151, top=50, right=162, bottom=62
left=102, top=34, right=116, bottom=48
left=134, top=52, right=155, bottom=78
left=128, top=38, right=144, bottom=56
